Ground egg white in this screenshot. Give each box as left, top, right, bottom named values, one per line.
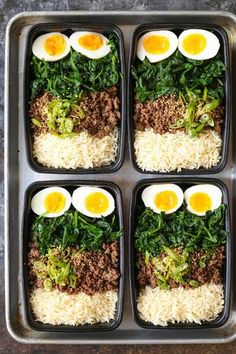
left=141, top=184, right=184, bottom=214
left=178, top=29, right=220, bottom=60
left=32, top=32, right=70, bottom=62
left=137, top=30, right=178, bottom=63
left=69, top=32, right=110, bottom=59
left=184, top=184, right=222, bottom=216
left=31, top=187, right=72, bottom=218
left=72, top=186, right=115, bottom=218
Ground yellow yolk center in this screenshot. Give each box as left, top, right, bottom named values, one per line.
left=85, top=192, right=109, bottom=214
left=44, top=192, right=66, bottom=213
left=44, top=35, right=66, bottom=56
left=154, top=190, right=178, bottom=212
left=182, top=33, right=207, bottom=55
left=78, top=34, right=103, bottom=50
left=189, top=192, right=212, bottom=213
left=143, top=35, right=170, bottom=55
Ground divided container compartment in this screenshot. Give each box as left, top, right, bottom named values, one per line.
left=22, top=180, right=124, bottom=332
left=24, top=23, right=126, bottom=174
left=129, top=177, right=231, bottom=329
left=127, top=23, right=231, bottom=175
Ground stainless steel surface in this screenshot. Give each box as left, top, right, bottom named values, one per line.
left=5, top=10, right=236, bottom=344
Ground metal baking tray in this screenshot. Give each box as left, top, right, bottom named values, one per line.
left=22, top=180, right=124, bottom=332
left=129, top=177, right=231, bottom=329
left=128, top=23, right=230, bottom=175
left=24, top=23, right=126, bottom=174
left=4, top=10, right=236, bottom=344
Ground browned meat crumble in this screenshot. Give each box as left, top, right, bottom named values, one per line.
left=29, top=86, right=120, bottom=138
left=137, top=246, right=225, bottom=290
left=72, top=86, right=120, bottom=138
left=28, top=241, right=120, bottom=295
left=134, top=94, right=224, bottom=134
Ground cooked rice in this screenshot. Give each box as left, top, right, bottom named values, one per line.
left=30, top=288, right=118, bottom=326
left=137, top=283, right=224, bottom=326
left=134, top=129, right=222, bottom=172
left=33, top=129, right=118, bottom=169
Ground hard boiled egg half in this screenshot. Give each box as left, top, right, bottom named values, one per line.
left=184, top=184, right=222, bottom=216
left=69, top=31, right=110, bottom=59
left=32, top=32, right=70, bottom=61
left=141, top=184, right=183, bottom=214
left=31, top=187, right=71, bottom=218
left=72, top=186, right=115, bottom=218
left=178, top=29, right=220, bottom=60
left=137, top=31, right=178, bottom=63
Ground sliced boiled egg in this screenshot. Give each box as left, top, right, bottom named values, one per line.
left=178, top=29, right=220, bottom=60
left=72, top=186, right=115, bottom=218
left=184, top=184, right=222, bottom=216
left=32, top=32, right=70, bottom=61
left=69, top=31, right=110, bottom=59
left=137, top=30, right=178, bottom=63
left=31, top=187, right=71, bottom=218
left=141, top=184, right=183, bottom=214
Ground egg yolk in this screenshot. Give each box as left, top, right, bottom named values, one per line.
left=44, top=35, right=66, bottom=56
left=182, top=33, right=207, bottom=55
left=189, top=192, right=212, bottom=213
left=85, top=192, right=109, bottom=214
left=154, top=190, right=178, bottom=212
left=44, top=192, right=66, bottom=213
left=143, top=35, right=170, bottom=55
left=78, top=34, right=103, bottom=50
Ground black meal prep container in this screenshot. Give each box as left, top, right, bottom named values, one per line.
left=129, top=178, right=231, bottom=329
left=22, top=180, right=124, bottom=332
left=24, top=23, right=126, bottom=174
left=127, top=23, right=231, bottom=175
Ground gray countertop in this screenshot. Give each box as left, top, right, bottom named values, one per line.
left=1, top=0, right=236, bottom=352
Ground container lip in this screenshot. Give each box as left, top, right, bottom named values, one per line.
left=129, top=177, right=232, bottom=330
left=127, top=23, right=231, bottom=175
left=24, top=22, right=126, bottom=174
left=22, top=180, right=125, bottom=332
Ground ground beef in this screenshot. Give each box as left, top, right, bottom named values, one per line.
left=29, top=86, right=120, bottom=138
left=69, top=241, right=120, bottom=295
left=72, top=86, right=120, bottom=138
left=187, top=246, right=225, bottom=285
left=208, top=105, right=224, bottom=134
left=28, top=241, right=120, bottom=295
left=29, top=92, right=54, bottom=135
left=134, top=95, right=185, bottom=134
left=137, top=246, right=225, bottom=290
left=134, top=94, right=224, bottom=134
left=136, top=254, right=157, bottom=289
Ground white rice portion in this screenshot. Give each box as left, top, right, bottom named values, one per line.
left=134, top=129, right=222, bottom=172
left=30, top=288, right=118, bottom=326
left=137, top=283, right=224, bottom=326
left=33, top=129, right=118, bottom=169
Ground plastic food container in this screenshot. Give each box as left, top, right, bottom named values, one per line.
left=22, top=180, right=124, bottom=331
left=128, top=23, right=231, bottom=174
left=129, top=177, right=231, bottom=329
left=24, top=23, right=126, bottom=174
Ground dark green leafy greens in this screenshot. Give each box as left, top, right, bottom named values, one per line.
left=30, top=35, right=120, bottom=100
left=132, top=50, right=225, bottom=103
left=31, top=210, right=122, bottom=255
left=135, top=204, right=228, bottom=257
